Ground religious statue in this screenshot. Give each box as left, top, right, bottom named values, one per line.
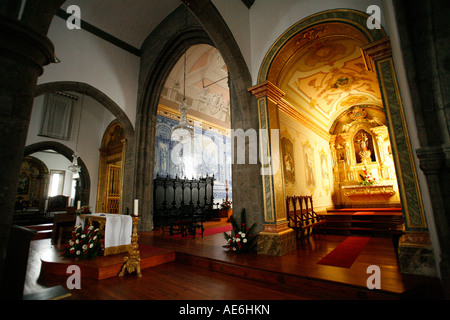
left=355, top=130, right=372, bottom=164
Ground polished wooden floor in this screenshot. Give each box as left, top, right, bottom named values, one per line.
left=24, top=225, right=444, bottom=300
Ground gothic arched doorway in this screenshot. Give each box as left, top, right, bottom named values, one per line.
left=136, top=3, right=262, bottom=231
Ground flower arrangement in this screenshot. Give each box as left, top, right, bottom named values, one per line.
left=76, top=205, right=92, bottom=215
left=359, top=166, right=376, bottom=186
left=220, top=199, right=232, bottom=210
left=61, top=224, right=101, bottom=260
left=223, top=208, right=256, bottom=253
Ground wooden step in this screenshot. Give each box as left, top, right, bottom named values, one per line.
left=326, top=207, right=402, bottom=214
left=175, top=252, right=400, bottom=300
left=40, top=244, right=175, bottom=280
left=323, top=209, right=403, bottom=237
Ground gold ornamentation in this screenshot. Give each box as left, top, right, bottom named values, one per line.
left=360, top=38, right=391, bottom=72
left=349, top=106, right=367, bottom=121
left=342, top=184, right=396, bottom=200
left=295, top=26, right=328, bottom=46
left=119, top=215, right=142, bottom=277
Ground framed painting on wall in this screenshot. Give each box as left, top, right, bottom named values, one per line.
left=303, top=141, right=315, bottom=193
left=281, top=136, right=296, bottom=185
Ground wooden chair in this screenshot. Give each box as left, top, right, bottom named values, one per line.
left=304, top=195, right=326, bottom=238
left=47, top=195, right=72, bottom=245
left=170, top=205, right=205, bottom=238
left=287, top=196, right=309, bottom=241
left=157, top=209, right=172, bottom=235
left=287, top=195, right=326, bottom=241
left=47, top=195, right=69, bottom=218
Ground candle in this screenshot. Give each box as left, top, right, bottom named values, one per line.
left=44, top=199, right=48, bottom=212
left=77, top=200, right=81, bottom=210
left=226, top=180, right=228, bottom=189
left=134, top=199, right=138, bottom=216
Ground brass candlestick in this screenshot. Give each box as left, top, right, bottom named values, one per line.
left=119, top=215, right=142, bottom=277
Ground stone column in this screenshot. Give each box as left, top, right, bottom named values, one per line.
left=248, top=81, right=296, bottom=256
left=361, top=38, right=437, bottom=276
left=0, top=1, right=64, bottom=284
left=416, top=146, right=450, bottom=281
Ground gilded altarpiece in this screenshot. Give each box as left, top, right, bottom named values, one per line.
left=330, top=106, right=400, bottom=207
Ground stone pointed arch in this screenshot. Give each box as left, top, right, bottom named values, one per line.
left=136, top=1, right=263, bottom=231
left=34, top=81, right=135, bottom=215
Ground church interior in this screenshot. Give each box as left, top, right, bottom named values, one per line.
left=1, top=0, right=449, bottom=303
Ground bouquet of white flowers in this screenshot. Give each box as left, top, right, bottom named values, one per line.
left=223, top=208, right=256, bottom=253
left=61, top=224, right=101, bottom=260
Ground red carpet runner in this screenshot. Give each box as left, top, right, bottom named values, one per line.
left=317, top=236, right=371, bottom=268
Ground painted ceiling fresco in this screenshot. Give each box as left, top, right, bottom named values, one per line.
left=161, top=44, right=230, bottom=127
left=278, top=36, right=383, bottom=132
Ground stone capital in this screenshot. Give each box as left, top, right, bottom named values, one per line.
left=416, top=146, right=445, bottom=175
left=0, top=16, right=56, bottom=75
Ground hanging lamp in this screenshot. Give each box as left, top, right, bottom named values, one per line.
left=67, top=93, right=84, bottom=174
left=172, top=3, right=193, bottom=136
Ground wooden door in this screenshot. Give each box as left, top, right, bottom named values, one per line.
left=106, top=164, right=121, bottom=214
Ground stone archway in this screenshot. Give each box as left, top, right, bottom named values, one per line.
left=24, top=141, right=91, bottom=206
left=252, top=9, right=437, bottom=275
left=34, top=81, right=135, bottom=215
left=136, top=2, right=263, bottom=231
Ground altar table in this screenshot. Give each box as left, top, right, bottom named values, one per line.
left=75, top=213, right=132, bottom=255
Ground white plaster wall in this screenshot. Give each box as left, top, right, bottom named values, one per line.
left=31, top=151, right=73, bottom=198
left=27, top=94, right=115, bottom=210
left=211, top=0, right=252, bottom=76
left=39, top=15, right=140, bottom=127
left=279, top=112, right=334, bottom=211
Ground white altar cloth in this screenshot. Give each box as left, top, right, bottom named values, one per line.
left=75, top=213, right=132, bottom=255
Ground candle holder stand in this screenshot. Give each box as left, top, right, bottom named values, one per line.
left=119, top=215, right=142, bottom=277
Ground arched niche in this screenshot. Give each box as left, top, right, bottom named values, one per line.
left=136, top=3, right=262, bottom=231
left=15, top=156, right=50, bottom=212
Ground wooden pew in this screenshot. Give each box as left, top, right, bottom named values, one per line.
left=169, top=205, right=205, bottom=238
left=287, top=195, right=326, bottom=241
left=304, top=195, right=326, bottom=237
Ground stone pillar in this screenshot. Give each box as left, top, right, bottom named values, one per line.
left=416, top=147, right=450, bottom=281
left=248, top=81, right=296, bottom=256
left=361, top=38, right=437, bottom=276
left=0, top=1, right=63, bottom=284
